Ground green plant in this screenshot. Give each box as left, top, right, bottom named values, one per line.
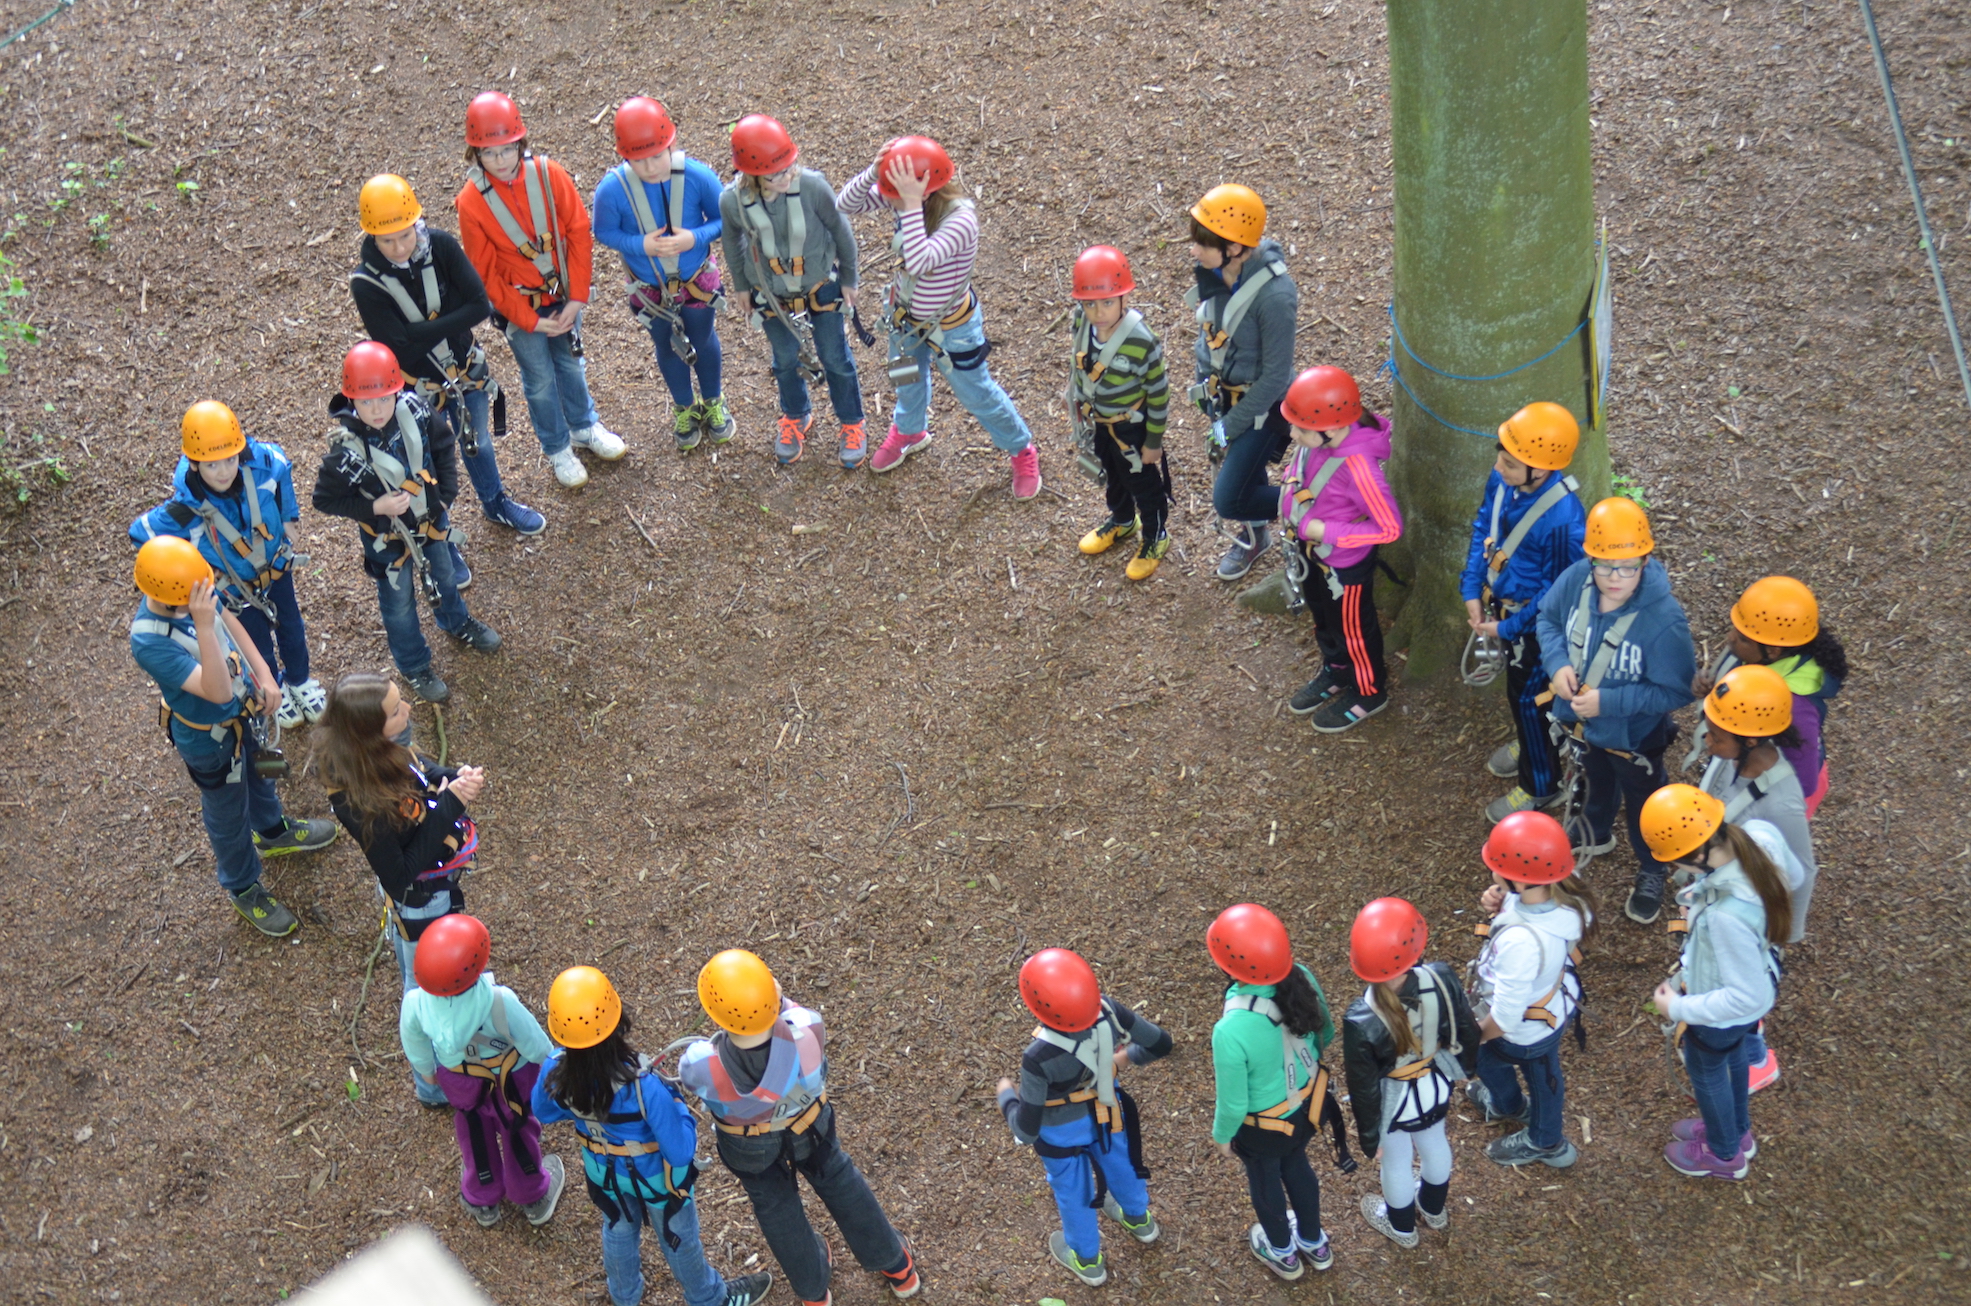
left=175, top=179, right=200, bottom=200
left=0, top=250, right=36, bottom=375
left=49, top=161, right=85, bottom=214
left=1611, top=472, right=1651, bottom=509
left=87, top=212, right=110, bottom=249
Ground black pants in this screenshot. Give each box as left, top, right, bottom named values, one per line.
left=1300, top=548, right=1386, bottom=698
left=1581, top=718, right=1674, bottom=882
left=1506, top=625, right=1563, bottom=798
left=1232, top=1111, right=1322, bottom=1253
left=1093, top=419, right=1171, bottom=542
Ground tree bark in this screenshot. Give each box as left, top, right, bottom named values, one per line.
left=1382, top=0, right=1612, bottom=680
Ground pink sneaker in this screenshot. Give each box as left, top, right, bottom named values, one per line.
left=1662, top=1136, right=1748, bottom=1180
left=1747, top=1048, right=1780, bottom=1093
left=1670, top=1118, right=1757, bottom=1158
left=870, top=424, right=931, bottom=473
left=1009, top=445, right=1041, bottom=499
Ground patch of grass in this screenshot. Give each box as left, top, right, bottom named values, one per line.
left=1611, top=472, right=1650, bottom=509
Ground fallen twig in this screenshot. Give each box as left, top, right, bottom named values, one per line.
left=348, top=926, right=389, bottom=1069
left=625, top=506, right=662, bottom=554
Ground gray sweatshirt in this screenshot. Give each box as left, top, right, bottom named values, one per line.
left=1664, top=859, right=1778, bottom=1029
left=1191, top=238, right=1298, bottom=444
left=718, top=168, right=860, bottom=303
left=1700, top=755, right=1818, bottom=944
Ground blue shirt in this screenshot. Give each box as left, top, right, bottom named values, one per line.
left=591, top=156, right=724, bottom=286
left=1457, top=470, right=1587, bottom=642
left=128, top=602, right=247, bottom=762
left=531, top=1054, right=700, bottom=1193
left=129, top=440, right=300, bottom=603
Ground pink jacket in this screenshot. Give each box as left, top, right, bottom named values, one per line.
left=1279, top=413, right=1402, bottom=570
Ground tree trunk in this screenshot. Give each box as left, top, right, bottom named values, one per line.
left=1382, top=0, right=1611, bottom=681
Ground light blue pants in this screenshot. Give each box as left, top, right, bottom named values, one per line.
left=503, top=320, right=600, bottom=456
left=888, top=303, right=1032, bottom=452
left=599, top=1187, right=729, bottom=1306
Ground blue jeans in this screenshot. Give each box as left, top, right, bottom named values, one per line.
left=1477, top=1027, right=1567, bottom=1148
left=644, top=303, right=723, bottom=408
left=890, top=303, right=1032, bottom=452
left=1211, top=401, right=1291, bottom=523
left=599, top=1188, right=729, bottom=1306
left=1684, top=1022, right=1756, bottom=1161
left=232, top=571, right=311, bottom=686
left=1039, top=1112, right=1150, bottom=1264
left=186, top=744, right=283, bottom=895
left=761, top=286, right=864, bottom=425
left=388, top=914, right=452, bottom=1106
left=504, top=321, right=600, bottom=456
left=373, top=523, right=469, bottom=678
left=432, top=384, right=510, bottom=510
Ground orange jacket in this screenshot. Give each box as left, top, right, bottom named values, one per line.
left=454, top=155, right=594, bottom=333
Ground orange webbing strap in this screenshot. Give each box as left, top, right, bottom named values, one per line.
left=1043, top=1085, right=1126, bottom=1133
left=583, top=1135, right=665, bottom=1158
left=714, top=1091, right=828, bottom=1137
left=1244, top=1066, right=1325, bottom=1135
left=1043, top=1088, right=1098, bottom=1107
left=1520, top=945, right=1587, bottom=1029
left=1387, top=1059, right=1435, bottom=1082
left=1667, top=918, right=1690, bottom=935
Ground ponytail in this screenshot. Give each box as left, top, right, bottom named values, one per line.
left=922, top=174, right=970, bottom=236
left=1273, top=964, right=1329, bottom=1039
left=1549, top=874, right=1601, bottom=945
left=1719, top=825, right=1793, bottom=945
left=1369, top=978, right=1420, bottom=1059
left=1803, top=625, right=1849, bottom=682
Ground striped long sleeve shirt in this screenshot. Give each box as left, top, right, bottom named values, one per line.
left=1073, top=307, right=1171, bottom=448
left=837, top=165, right=976, bottom=321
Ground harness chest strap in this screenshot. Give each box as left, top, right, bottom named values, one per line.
left=469, top=156, right=566, bottom=296
left=1566, top=580, right=1643, bottom=693
left=1474, top=920, right=1583, bottom=1030
left=1288, top=454, right=1350, bottom=560
left=353, top=258, right=464, bottom=376
left=713, top=1090, right=828, bottom=1137
left=1485, top=474, right=1582, bottom=595
left=1187, top=260, right=1280, bottom=372
left=337, top=402, right=436, bottom=521
left=1223, top=990, right=1327, bottom=1134
left=616, top=161, right=696, bottom=288
left=738, top=181, right=809, bottom=297
left=133, top=615, right=250, bottom=746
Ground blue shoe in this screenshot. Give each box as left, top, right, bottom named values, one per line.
left=483, top=492, right=546, bottom=536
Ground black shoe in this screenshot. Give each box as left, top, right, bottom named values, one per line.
left=253, top=817, right=339, bottom=857
left=451, top=617, right=502, bottom=653
left=406, top=670, right=451, bottom=703
left=721, top=1272, right=774, bottom=1306
left=1289, top=668, right=1342, bottom=714
left=1625, top=872, right=1666, bottom=925
left=230, top=882, right=299, bottom=937
left=1311, top=691, right=1388, bottom=733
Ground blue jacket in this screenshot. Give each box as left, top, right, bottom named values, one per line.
left=1535, top=557, right=1696, bottom=751
left=129, top=440, right=300, bottom=602
left=1458, top=470, right=1587, bottom=642
left=591, top=157, right=724, bottom=286
left=532, top=1053, right=699, bottom=1196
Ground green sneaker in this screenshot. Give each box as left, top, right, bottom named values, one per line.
left=674, top=401, right=705, bottom=451
left=230, top=882, right=299, bottom=937
left=1102, top=1192, right=1160, bottom=1243
left=1047, top=1229, right=1107, bottom=1286
left=702, top=396, right=737, bottom=445
left=253, top=817, right=338, bottom=857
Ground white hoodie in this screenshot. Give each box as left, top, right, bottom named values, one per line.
left=1475, top=894, right=1588, bottom=1046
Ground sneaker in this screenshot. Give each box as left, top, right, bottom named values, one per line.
left=1487, top=740, right=1521, bottom=778
left=1357, top=1194, right=1419, bottom=1249
left=1125, top=531, right=1170, bottom=581
left=1009, top=445, right=1042, bottom=500
left=839, top=420, right=868, bottom=469
left=879, top=1237, right=920, bottom=1299
left=1671, top=1118, right=1758, bottom=1158
left=1662, top=1136, right=1748, bottom=1180
left=406, top=670, right=450, bottom=704
left=521, top=1153, right=566, bottom=1225
left=1247, top=1223, right=1304, bottom=1280
left=1463, top=1080, right=1528, bottom=1126
left=1285, top=1212, right=1334, bottom=1270
left=675, top=402, right=705, bottom=452
left=1101, top=1192, right=1160, bottom=1243
left=1047, top=1230, right=1106, bottom=1287
left=1080, top=515, right=1138, bottom=556
left=775, top=413, right=813, bottom=465
left=1289, top=668, right=1342, bottom=714
left=275, top=693, right=305, bottom=730
left=253, top=817, right=338, bottom=858
left=1748, top=1048, right=1780, bottom=1093
left=1577, top=829, right=1620, bottom=857
left=449, top=547, right=471, bottom=592
left=450, top=617, right=502, bottom=654
left=1625, top=869, right=1667, bottom=925
left=483, top=493, right=546, bottom=536
left=1486, top=786, right=1559, bottom=824
left=1312, top=691, right=1388, bottom=733
left=1419, top=1203, right=1450, bottom=1231
left=702, top=398, right=737, bottom=446
left=571, top=423, right=626, bottom=461
left=230, top=882, right=299, bottom=937
left=548, top=447, right=589, bottom=488
left=1486, top=1129, right=1578, bottom=1168
left=1215, top=522, right=1271, bottom=582
left=870, top=424, right=931, bottom=473
left=290, top=677, right=329, bottom=724
left=460, top=1193, right=501, bottom=1228
left=722, top=1272, right=774, bottom=1306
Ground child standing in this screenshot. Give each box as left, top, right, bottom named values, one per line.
left=1206, top=904, right=1344, bottom=1281
left=1342, top=897, right=1480, bottom=1249
left=1277, top=366, right=1403, bottom=733
left=1186, top=183, right=1298, bottom=582
left=399, top=913, right=566, bottom=1226
left=311, top=342, right=501, bottom=706
left=995, top=948, right=1171, bottom=1287
left=1639, top=786, right=1791, bottom=1181
left=1533, top=498, right=1697, bottom=924
left=131, top=400, right=327, bottom=730
left=836, top=135, right=1043, bottom=498
left=532, top=966, right=775, bottom=1306
left=127, top=539, right=338, bottom=936
left=1697, top=665, right=1818, bottom=940
left=719, top=113, right=867, bottom=467
left=456, top=90, right=624, bottom=489
left=1459, top=402, right=1588, bottom=822
left=1466, top=811, right=1597, bottom=1168
left=677, top=950, right=920, bottom=1305
left=1067, top=246, right=1173, bottom=580
left=593, top=96, right=735, bottom=453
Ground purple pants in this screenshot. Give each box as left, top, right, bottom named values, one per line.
left=434, top=1061, right=549, bottom=1208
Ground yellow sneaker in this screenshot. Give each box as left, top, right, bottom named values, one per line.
left=1079, top=515, right=1138, bottom=555
left=1125, top=532, right=1170, bottom=580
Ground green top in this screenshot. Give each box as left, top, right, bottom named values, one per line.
left=1208, top=962, right=1334, bottom=1144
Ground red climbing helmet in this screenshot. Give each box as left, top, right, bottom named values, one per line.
left=730, top=113, right=798, bottom=176
left=1019, top=948, right=1102, bottom=1033
left=1482, top=811, right=1576, bottom=886
left=1206, top=903, right=1293, bottom=985
left=413, top=913, right=490, bottom=997
left=341, top=341, right=404, bottom=400
left=464, top=91, right=526, bottom=148
left=1071, top=245, right=1136, bottom=300
left=1350, top=897, right=1427, bottom=982
left=1282, top=366, right=1363, bottom=431
left=615, top=96, right=677, bottom=161
left=876, top=136, right=954, bottom=199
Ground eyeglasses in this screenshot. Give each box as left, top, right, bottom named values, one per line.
left=480, top=145, right=521, bottom=163
left=1590, top=561, right=1644, bottom=578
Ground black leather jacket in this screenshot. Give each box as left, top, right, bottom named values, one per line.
left=1341, top=962, right=1481, bottom=1155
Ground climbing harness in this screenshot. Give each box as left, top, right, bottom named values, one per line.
left=1464, top=474, right=1582, bottom=686
left=1468, top=918, right=1587, bottom=1049
left=1220, top=987, right=1356, bottom=1172
left=614, top=160, right=723, bottom=365
left=351, top=256, right=507, bottom=455
left=328, top=404, right=461, bottom=610
left=1030, top=1004, right=1152, bottom=1209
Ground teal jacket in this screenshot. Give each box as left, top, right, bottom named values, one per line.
left=1209, top=963, right=1334, bottom=1144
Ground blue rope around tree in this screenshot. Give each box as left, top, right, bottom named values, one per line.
left=1384, top=302, right=1589, bottom=437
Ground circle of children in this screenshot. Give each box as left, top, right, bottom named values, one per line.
left=119, top=89, right=1847, bottom=1305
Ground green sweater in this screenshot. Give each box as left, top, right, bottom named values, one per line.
left=1209, top=963, right=1334, bottom=1144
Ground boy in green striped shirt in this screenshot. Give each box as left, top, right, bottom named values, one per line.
left=1068, top=246, right=1172, bottom=580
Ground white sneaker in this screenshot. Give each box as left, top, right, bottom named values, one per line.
left=275, top=694, right=305, bottom=730
left=548, top=447, right=589, bottom=488
left=291, top=677, right=329, bottom=724
left=571, top=424, right=626, bottom=461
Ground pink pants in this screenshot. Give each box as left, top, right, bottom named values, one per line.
left=1804, top=759, right=1830, bottom=819
left=435, top=1061, right=549, bottom=1208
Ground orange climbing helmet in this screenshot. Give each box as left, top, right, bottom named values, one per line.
left=1497, top=402, right=1580, bottom=471
left=1190, top=183, right=1266, bottom=247
left=698, top=949, right=781, bottom=1036
left=1282, top=366, right=1363, bottom=431
left=1207, top=903, right=1293, bottom=986
left=876, top=136, right=954, bottom=198
left=547, top=965, right=623, bottom=1048
left=1350, top=897, right=1427, bottom=982
left=1730, top=576, right=1818, bottom=647
left=181, top=400, right=246, bottom=461
left=413, top=913, right=490, bottom=997
left=615, top=96, right=677, bottom=161
left=1704, top=664, right=1794, bottom=738
left=464, top=90, right=526, bottom=148
left=1071, top=245, right=1135, bottom=300
left=730, top=113, right=797, bottom=176
left=341, top=341, right=404, bottom=400
left=134, top=536, right=213, bottom=606
left=1019, top=948, right=1102, bottom=1032
left=1639, top=784, right=1725, bottom=864
left=358, top=174, right=422, bottom=237
left=1482, top=811, right=1576, bottom=886
left=1583, top=497, right=1653, bottom=560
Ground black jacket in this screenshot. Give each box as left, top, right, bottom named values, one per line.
left=328, top=757, right=469, bottom=940
left=1340, top=961, right=1481, bottom=1155
left=349, top=228, right=491, bottom=386
left=312, top=392, right=456, bottom=570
